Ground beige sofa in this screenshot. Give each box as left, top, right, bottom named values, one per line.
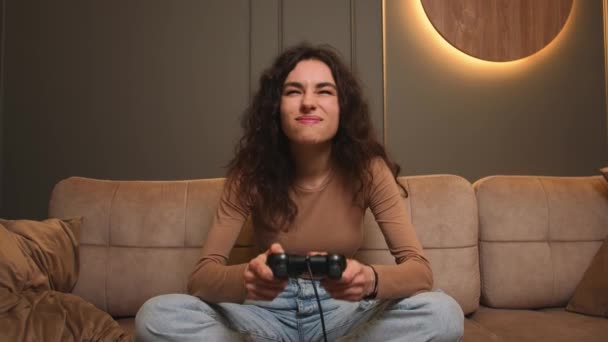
left=48, top=173, right=608, bottom=341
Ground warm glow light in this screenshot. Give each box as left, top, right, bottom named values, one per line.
left=409, top=0, right=577, bottom=74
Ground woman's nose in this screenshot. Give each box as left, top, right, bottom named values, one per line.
left=301, top=93, right=316, bottom=112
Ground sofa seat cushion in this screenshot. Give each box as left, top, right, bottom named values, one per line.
left=463, top=318, right=501, bottom=341
left=121, top=316, right=497, bottom=341
left=469, top=306, right=608, bottom=341
left=117, top=318, right=135, bottom=339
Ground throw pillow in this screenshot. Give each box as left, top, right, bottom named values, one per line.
left=566, top=238, right=608, bottom=317
left=0, top=217, right=81, bottom=293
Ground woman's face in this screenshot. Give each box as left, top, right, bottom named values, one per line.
left=280, top=59, right=340, bottom=147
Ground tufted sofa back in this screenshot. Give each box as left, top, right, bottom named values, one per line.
left=49, top=174, right=480, bottom=317
left=474, top=175, right=608, bottom=309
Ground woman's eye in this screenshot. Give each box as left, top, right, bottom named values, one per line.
left=284, top=89, right=300, bottom=95
left=319, top=89, right=334, bottom=95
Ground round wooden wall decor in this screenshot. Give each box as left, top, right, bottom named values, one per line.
left=420, top=0, right=573, bottom=62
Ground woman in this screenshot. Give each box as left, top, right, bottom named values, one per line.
left=135, top=43, right=464, bottom=341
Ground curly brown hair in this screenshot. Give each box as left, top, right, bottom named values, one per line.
left=226, top=43, right=406, bottom=231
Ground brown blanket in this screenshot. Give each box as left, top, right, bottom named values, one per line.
left=0, top=218, right=129, bottom=342
left=0, top=288, right=129, bottom=341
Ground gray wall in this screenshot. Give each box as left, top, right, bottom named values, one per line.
left=0, top=0, right=4, bottom=217
left=385, top=0, right=607, bottom=181
left=1, top=0, right=382, bottom=219
left=2, top=0, right=607, bottom=220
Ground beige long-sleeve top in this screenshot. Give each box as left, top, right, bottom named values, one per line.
left=188, top=158, right=433, bottom=303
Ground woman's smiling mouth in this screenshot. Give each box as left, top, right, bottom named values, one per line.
left=296, top=116, right=322, bottom=125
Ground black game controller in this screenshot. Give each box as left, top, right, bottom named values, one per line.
left=267, top=253, right=347, bottom=280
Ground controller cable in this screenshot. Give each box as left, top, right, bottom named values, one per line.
left=306, top=258, right=328, bottom=342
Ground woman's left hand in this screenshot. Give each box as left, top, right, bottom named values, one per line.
left=321, top=258, right=375, bottom=301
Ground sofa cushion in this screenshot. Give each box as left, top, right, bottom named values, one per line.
left=397, top=175, right=479, bottom=315
left=469, top=306, right=608, bottom=342
left=354, top=175, right=479, bottom=314
left=49, top=177, right=225, bottom=317
left=566, top=238, right=608, bottom=317
left=462, top=318, right=501, bottom=342
left=49, top=175, right=480, bottom=316
left=117, top=318, right=136, bottom=338
left=0, top=218, right=80, bottom=293
left=474, top=176, right=608, bottom=309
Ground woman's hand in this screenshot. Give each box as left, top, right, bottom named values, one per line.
left=321, top=258, right=375, bottom=301
left=244, top=243, right=288, bottom=300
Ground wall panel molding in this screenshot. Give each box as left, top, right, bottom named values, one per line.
left=250, top=0, right=280, bottom=94
left=2, top=0, right=383, bottom=219
left=0, top=0, right=5, bottom=216
left=349, top=0, right=356, bottom=70
left=354, top=0, right=383, bottom=142
left=3, top=0, right=251, bottom=218
left=604, top=0, right=608, bottom=154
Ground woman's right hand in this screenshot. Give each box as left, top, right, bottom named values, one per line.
left=244, top=243, right=288, bottom=300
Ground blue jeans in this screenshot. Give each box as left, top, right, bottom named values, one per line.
left=135, top=279, right=463, bottom=341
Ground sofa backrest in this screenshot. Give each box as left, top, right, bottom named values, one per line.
left=391, top=175, right=480, bottom=315
left=49, top=174, right=479, bottom=317
left=474, top=175, right=608, bottom=309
